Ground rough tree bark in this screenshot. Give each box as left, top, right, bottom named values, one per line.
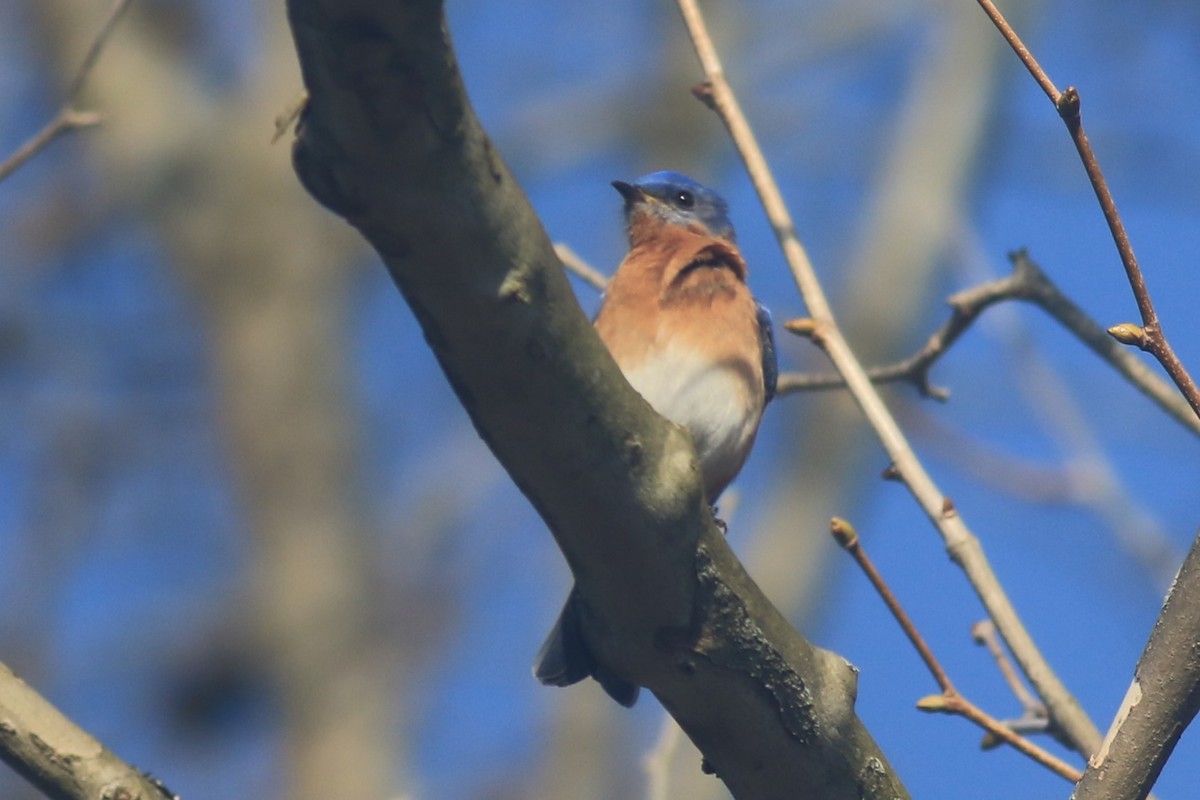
left=0, top=662, right=171, bottom=800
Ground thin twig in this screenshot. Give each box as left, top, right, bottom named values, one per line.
left=0, top=0, right=133, bottom=183
left=64, top=0, right=134, bottom=101
left=973, top=621, right=1048, bottom=711
left=675, top=0, right=1102, bottom=759
left=831, top=519, right=955, bottom=692
left=831, top=518, right=1082, bottom=782
left=972, top=621, right=1057, bottom=750
left=0, top=110, right=103, bottom=183
left=973, top=0, right=1060, bottom=102
left=778, top=258, right=1023, bottom=400
left=554, top=242, right=609, bottom=292
left=1005, top=250, right=1199, bottom=436
left=954, top=235, right=1184, bottom=591
left=974, top=0, right=1200, bottom=421
left=778, top=250, right=1200, bottom=438
left=918, top=692, right=1081, bottom=782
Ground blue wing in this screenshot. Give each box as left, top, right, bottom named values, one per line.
left=756, top=301, right=778, bottom=404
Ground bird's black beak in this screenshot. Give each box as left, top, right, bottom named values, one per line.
left=611, top=180, right=642, bottom=205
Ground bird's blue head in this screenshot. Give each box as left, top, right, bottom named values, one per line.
left=613, top=171, right=736, bottom=242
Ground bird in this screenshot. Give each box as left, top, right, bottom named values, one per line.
left=535, top=170, right=778, bottom=707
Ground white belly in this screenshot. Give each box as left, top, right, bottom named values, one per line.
left=620, top=343, right=761, bottom=498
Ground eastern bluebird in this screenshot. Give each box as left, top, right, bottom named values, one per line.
left=535, top=171, right=778, bottom=706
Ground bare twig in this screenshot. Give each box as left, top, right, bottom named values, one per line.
left=554, top=243, right=609, bottom=292
left=675, top=0, right=1102, bottom=759
left=973, top=620, right=1042, bottom=714
left=917, top=692, right=1081, bottom=783
left=974, top=0, right=1200, bottom=421
left=830, top=518, right=953, bottom=692
left=955, top=236, right=1185, bottom=590
left=778, top=250, right=1200, bottom=438
left=62, top=0, right=133, bottom=101
left=972, top=620, right=1058, bottom=749
left=0, top=0, right=133, bottom=183
left=0, top=110, right=103, bottom=183
left=831, top=519, right=1082, bottom=782
left=778, top=258, right=1023, bottom=399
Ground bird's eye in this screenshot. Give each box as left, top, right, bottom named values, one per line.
left=675, top=190, right=695, bottom=208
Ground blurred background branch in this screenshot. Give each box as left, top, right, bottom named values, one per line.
left=0, top=0, right=130, bottom=182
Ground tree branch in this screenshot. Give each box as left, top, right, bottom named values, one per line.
left=0, top=0, right=131, bottom=183
left=778, top=250, right=1200, bottom=439
left=284, top=0, right=907, bottom=796
left=971, top=621, right=1055, bottom=750
left=973, top=0, right=1200, bottom=421
left=831, top=519, right=1082, bottom=783
left=554, top=242, right=609, bottom=292
left=0, top=661, right=176, bottom=800
left=1070, top=532, right=1200, bottom=800
left=675, top=0, right=1102, bottom=761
